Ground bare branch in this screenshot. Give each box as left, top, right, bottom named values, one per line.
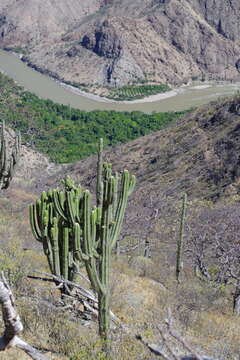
left=165, top=309, right=202, bottom=360
left=29, top=271, right=124, bottom=328
left=73, top=270, right=91, bottom=284
left=135, top=334, right=171, bottom=360
left=157, top=325, right=179, bottom=360
left=0, top=272, right=50, bottom=360
left=137, top=309, right=219, bottom=360
left=30, top=271, right=97, bottom=302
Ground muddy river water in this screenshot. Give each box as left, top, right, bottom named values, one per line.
left=0, top=49, right=239, bottom=113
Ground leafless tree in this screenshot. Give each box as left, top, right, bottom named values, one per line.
left=117, top=193, right=161, bottom=257
left=0, top=272, right=50, bottom=360
left=186, top=207, right=240, bottom=314
left=137, top=309, right=218, bottom=360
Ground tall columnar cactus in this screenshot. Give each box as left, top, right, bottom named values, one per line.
left=96, top=138, right=103, bottom=209
left=176, top=193, right=187, bottom=283
left=75, top=145, right=136, bottom=340
left=29, top=139, right=136, bottom=340
left=29, top=180, right=83, bottom=285
left=0, top=120, right=21, bottom=189
left=30, top=190, right=58, bottom=275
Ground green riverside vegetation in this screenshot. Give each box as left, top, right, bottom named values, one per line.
left=108, top=84, right=171, bottom=101
left=0, top=73, right=187, bottom=163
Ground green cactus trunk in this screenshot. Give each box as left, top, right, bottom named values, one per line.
left=176, top=193, right=187, bottom=283
left=98, top=292, right=110, bottom=341
left=29, top=138, right=136, bottom=343
left=29, top=183, right=83, bottom=293
left=62, top=227, right=69, bottom=280
left=98, top=202, right=111, bottom=340
left=77, top=142, right=136, bottom=343
left=0, top=121, right=21, bottom=189
left=51, top=218, right=61, bottom=276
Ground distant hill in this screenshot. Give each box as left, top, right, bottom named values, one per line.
left=33, top=94, right=240, bottom=248
left=3, top=93, right=239, bottom=273
left=0, top=0, right=240, bottom=90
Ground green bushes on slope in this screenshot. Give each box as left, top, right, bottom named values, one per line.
left=0, top=73, right=186, bottom=163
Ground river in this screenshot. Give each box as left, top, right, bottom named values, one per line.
left=0, top=49, right=239, bottom=113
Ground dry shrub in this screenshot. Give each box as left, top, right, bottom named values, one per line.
left=111, top=269, right=166, bottom=326
left=187, top=311, right=240, bottom=359
left=18, top=294, right=98, bottom=356
left=128, top=256, right=155, bottom=277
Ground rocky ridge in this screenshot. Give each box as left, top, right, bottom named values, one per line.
left=0, top=0, right=240, bottom=88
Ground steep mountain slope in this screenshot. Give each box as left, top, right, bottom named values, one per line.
left=5, top=94, right=240, bottom=245
left=3, top=102, right=240, bottom=360
left=187, top=0, right=240, bottom=41
left=0, top=0, right=103, bottom=44
left=0, top=0, right=240, bottom=88
left=2, top=91, right=240, bottom=253
left=1, top=77, right=240, bottom=359
left=31, top=94, right=239, bottom=246
left=54, top=95, right=240, bottom=196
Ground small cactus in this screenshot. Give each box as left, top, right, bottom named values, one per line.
left=176, top=193, right=187, bottom=283
left=0, top=121, right=21, bottom=189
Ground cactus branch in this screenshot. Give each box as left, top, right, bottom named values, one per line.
left=176, top=193, right=187, bottom=283
left=0, top=121, right=21, bottom=189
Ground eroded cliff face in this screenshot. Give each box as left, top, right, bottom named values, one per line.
left=0, top=0, right=239, bottom=87
left=187, top=0, right=240, bottom=41
left=81, top=20, right=122, bottom=60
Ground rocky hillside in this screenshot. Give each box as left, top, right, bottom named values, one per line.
left=2, top=101, right=240, bottom=360
left=4, top=93, right=240, bottom=286
left=19, top=94, right=237, bottom=252
left=6, top=94, right=240, bottom=241
left=3, top=93, right=240, bottom=254
left=0, top=0, right=240, bottom=88
left=3, top=94, right=239, bottom=299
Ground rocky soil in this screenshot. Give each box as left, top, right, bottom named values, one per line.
left=0, top=0, right=240, bottom=89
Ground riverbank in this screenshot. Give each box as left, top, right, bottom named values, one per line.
left=0, top=70, right=187, bottom=163
left=0, top=48, right=239, bottom=113
left=2, top=49, right=206, bottom=105
left=59, top=80, right=182, bottom=104
left=17, top=51, right=179, bottom=104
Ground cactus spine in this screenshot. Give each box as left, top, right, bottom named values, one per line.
left=176, top=193, right=187, bottom=283
left=0, top=121, right=21, bottom=189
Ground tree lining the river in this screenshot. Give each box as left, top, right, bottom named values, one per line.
left=0, top=73, right=187, bottom=163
